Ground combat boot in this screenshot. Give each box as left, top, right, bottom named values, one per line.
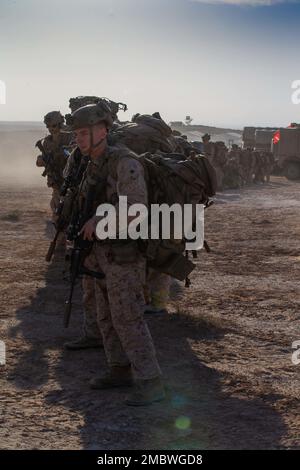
left=64, top=336, right=103, bottom=351
left=125, top=376, right=166, bottom=406
left=90, top=365, right=133, bottom=389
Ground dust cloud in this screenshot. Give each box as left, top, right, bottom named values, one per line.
left=0, top=123, right=46, bottom=187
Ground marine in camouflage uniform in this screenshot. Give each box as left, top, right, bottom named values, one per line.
left=233, top=144, right=244, bottom=186
left=223, top=144, right=243, bottom=189
left=264, top=151, right=274, bottom=183
left=64, top=96, right=137, bottom=351
left=202, top=133, right=215, bottom=163
left=64, top=96, right=130, bottom=351
left=65, top=102, right=164, bottom=405
left=36, top=111, right=73, bottom=222
left=253, top=151, right=265, bottom=183
left=241, top=147, right=254, bottom=185
left=202, top=135, right=226, bottom=191
left=63, top=97, right=105, bottom=351
left=212, top=141, right=227, bottom=191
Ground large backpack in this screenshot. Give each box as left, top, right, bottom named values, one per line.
left=142, top=152, right=217, bottom=202
left=107, top=147, right=217, bottom=280
left=138, top=152, right=216, bottom=279
left=109, top=114, right=176, bottom=155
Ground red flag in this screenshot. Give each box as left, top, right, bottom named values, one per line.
left=273, top=130, right=280, bottom=144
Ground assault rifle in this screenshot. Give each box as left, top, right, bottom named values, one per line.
left=63, top=182, right=105, bottom=328
left=45, top=153, right=89, bottom=262
left=35, top=139, right=60, bottom=186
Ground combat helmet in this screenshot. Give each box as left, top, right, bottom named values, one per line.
left=69, top=96, right=127, bottom=122
left=65, top=101, right=114, bottom=131
left=69, top=96, right=101, bottom=113
left=44, top=111, right=64, bottom=127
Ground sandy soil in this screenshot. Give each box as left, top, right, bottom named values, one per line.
left=0, top=176, right=299, bottom=450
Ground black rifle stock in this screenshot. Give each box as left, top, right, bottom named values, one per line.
left=45, top=196, right=74, bottom=263
left=64, top=236, right=105, bottom=328
left=45, top=197, right=70, bottom=262
left=64, top=242, right=81, bottom=328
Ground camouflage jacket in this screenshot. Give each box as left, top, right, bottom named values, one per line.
left=36, top=131, right=73, bottom=188
left=69, top=144, right=147, bottom=239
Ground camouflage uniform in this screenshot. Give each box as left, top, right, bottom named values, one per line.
left=223, top=145, right=244, bottom=189
left=241, top=148, right=254, bottom=184
left=64, top=102, right=165, bottom=404
left=264, top=151, right=274, bottom=183
left=36, top=131, right=72, bottom=221
left=253, top=151, right=264, bottom=183
left=80, top=147, right=162, bottom=381
left=82, top=277, right=99, bottom=339
left=212, top=142, right=227, bottom=191
left=63, top=99, right=127, bottom=348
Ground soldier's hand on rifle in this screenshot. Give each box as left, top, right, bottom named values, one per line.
left=80, top=217, right=97, bottom=241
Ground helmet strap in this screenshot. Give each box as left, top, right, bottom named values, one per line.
left=88, top=126, right=107, bottom=155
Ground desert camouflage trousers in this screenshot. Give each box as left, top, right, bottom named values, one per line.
left=50, top=187, right=66, bottom=248
left=83, top=244, right=162, bottom=381
left=50, top=187, right=60, bottom=223
left=82, top=274, right=102, bottom=340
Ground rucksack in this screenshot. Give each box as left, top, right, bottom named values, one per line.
left=139, top=153, right=216, bottom=278
left=139, top=152, right=216, bottom=203
left=107, top=148, right=217, bottom=280
left=109, top=114, right=176, bottom=155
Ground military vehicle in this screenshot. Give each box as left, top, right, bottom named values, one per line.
left=242, top=127, right=256, bottom=148
left=272, top=126, right=300, bottom=180
left=254, top=129, right=276, bottom=152
left=242, top=126, right=277, bottom=151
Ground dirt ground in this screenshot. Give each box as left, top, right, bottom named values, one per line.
left=0, top=176, right=299, bottom=450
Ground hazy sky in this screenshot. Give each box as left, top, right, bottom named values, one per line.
left=1, top=0, right=300, bottom=128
